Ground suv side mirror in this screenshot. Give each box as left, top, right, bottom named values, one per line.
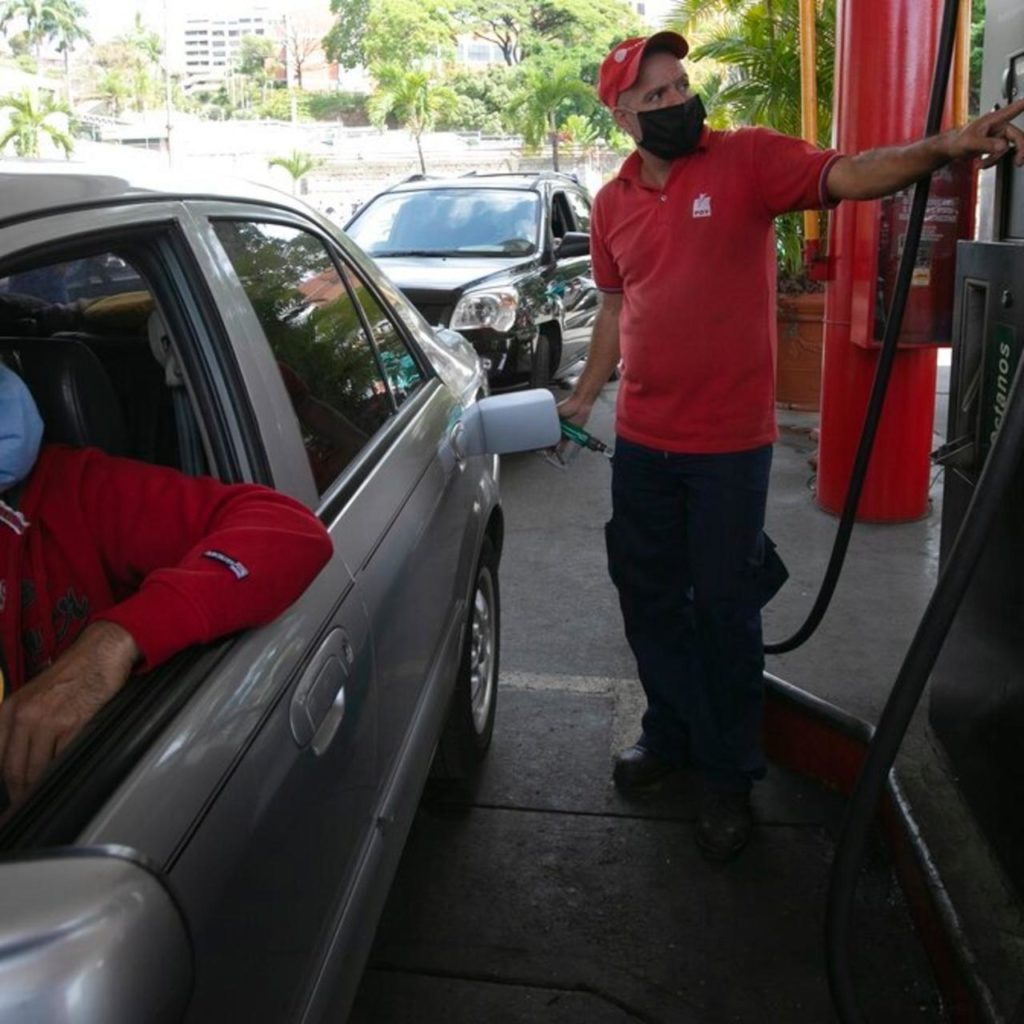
left=555, top=232, right=590, bottom=259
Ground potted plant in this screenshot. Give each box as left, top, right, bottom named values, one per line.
left=670, top=0, right=836, bottom=410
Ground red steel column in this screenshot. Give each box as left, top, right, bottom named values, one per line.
left=817, top=0, right=943, bottom=521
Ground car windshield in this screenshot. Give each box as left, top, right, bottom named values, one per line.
left=348, top=188, right=541, bottom=258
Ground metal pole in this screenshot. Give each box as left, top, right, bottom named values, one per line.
left=284, top=11, right=298, bottom=128
left=163, top=0, right=173, bottom=167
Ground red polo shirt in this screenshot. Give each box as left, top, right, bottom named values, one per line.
left=591, top=126, right=841, bottom=453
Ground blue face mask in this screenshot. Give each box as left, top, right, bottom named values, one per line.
left=0, top=364, right=43, bottom=492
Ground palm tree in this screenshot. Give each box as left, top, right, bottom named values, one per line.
left=669, top=0, right=835, bottom=281
left=508, top=63, right=594, bottom=172
left=95, top=68, right=130, bottom=117
left=367, top=65, right=458, bottom=176
left=117, top=12, right=162, bottom=113
left=0, top=88, right=73, bottom=157
left=268, top=150, right=323, bottom=194
left=0, top=0, right=83, bottom=68
left=50, top=0, right=90, bottom=104
left=0, top=0, right=55, bottom=62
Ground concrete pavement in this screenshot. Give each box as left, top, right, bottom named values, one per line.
left=344, top=372, right=1000, bottom=1023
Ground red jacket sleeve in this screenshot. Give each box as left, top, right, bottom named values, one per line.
left=72, top=448, right=333, bottom=671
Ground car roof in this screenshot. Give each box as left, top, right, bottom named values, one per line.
left=0, top=160, right=307, bottom=228
left=380, top=171, right=582, bottom=196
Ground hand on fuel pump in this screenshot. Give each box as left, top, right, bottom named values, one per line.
left=947, top=96, right=1024, bottom=169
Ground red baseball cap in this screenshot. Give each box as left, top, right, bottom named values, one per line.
left=597, top=31, right=689, bottom=109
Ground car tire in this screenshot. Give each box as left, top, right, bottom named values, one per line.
left=529, top=331, right=551, bottom=388
left=433, top=537, right=500, bottom=779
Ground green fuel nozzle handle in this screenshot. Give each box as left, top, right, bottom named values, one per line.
left=559, top=418, right=613, bottom=456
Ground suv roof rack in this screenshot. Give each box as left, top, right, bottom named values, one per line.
left=455, top=170, right=581, bottom=188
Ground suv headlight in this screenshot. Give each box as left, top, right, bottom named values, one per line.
left=451, top=288, right=518, bottom=333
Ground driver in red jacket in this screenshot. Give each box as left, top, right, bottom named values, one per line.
left=0, top=362, right=333, bottom=802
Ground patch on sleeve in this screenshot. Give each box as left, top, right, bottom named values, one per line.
left=0, top=500, right=29, bottom=536
left=203, top=549, right=250, bottom=580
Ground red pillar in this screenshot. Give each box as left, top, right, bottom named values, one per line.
left=817, top=0, right=944, bottom=522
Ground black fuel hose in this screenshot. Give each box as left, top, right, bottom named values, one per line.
left=824, top=6, right=997, bottom=1015
left=764, top=0, right=960, bottom=655
left=825, top=314, right=1024, bottom=1023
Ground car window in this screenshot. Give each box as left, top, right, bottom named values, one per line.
left=347, top=189, right=541, bottom=257
left=565, top=190, right=592, bottom=232
left=212, top=219, right=395, bottom=496
left=0, top=251, right=197, bottom=473
left=343, top=269, right=424, bottom=406
left=550, top=193, right=573, bottom=240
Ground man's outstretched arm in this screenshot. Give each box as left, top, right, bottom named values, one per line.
left=826, top=97, right=1024, bottom=201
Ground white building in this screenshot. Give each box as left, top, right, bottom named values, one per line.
left=182, top=8, right=278, bottom=89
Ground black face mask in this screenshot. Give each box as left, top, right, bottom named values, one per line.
left=634, top=95, right=706, bottom=161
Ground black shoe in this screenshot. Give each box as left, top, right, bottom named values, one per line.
left=612, top=745, right=674, bottom=790
left=695, top=788, right=753, bottom=862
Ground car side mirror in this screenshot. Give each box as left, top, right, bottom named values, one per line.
left=555, top=232, right=590, bottom=259
left=0, top=848, right=193, bottom=1022
left=459, top=389, right=561, bottom=456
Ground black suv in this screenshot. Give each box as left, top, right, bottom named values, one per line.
left=345, top=172, right=597, bottom=389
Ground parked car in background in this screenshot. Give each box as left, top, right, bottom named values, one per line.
left=345, top=172, right=598, bottom=390
left=0, top=164, right=559, bottom=1024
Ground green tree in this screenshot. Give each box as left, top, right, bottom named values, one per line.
left=325, top=0, right=454, bottom=71
left=441, top=65, right=519, bottom=134
left=508, top=61, right=594, bottom=170
left=368, top=63, right=458, bottom=174
left=449, top=0, right=642, bottom=66
left=50, top=0, right=90, bottom=104
left=94, top=66, right=130, bottom=116
left=237, top=34, right=280, bottom=106
left=969, top=0, right=985, bottom=115
left=670, top=0, right=835, bottom=283
left=268, top=149, right=323, bottom=193
left=115, top=12, right=162, bottom=112
left=0, top=0, right=65, bottom=62
left=0, top=88, right=72, bottom=156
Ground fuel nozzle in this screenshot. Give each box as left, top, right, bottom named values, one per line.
left=559, top=418, right=613, bottom=456
left=543, top=417, right=613, bottom=469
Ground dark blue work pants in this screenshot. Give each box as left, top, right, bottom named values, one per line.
left=605, top=438, right=774, bottom=792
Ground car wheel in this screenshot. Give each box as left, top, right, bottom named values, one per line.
left=433, top=538, right=500, bottom=779
left=529, top=331, right=551, bottom=387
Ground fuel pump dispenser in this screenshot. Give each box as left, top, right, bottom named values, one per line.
left=929, top=0, right=1024, bottom=897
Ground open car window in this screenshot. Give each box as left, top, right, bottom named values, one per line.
left=0, top=251, right=205, bottom=475
left=0, top=231, right=246, bottom=825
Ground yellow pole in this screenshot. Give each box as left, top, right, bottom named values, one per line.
left=952, top=0, right=972, bottom=125
left=799, top=0, right=819, bottom=245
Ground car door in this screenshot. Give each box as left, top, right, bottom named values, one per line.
left=0, top=202, right=379, bottom=1024
left=549, top=188, right=596, bottom=372
left=193, top=209, right=487, bottom=1016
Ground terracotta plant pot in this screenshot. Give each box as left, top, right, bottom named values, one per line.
left=776, top=291, right=826, bottom=411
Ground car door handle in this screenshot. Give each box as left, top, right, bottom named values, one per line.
left=290, top=629, right=351, bottom=749
left=311, top=683, right=346, bottom=757
left=439, top=421, right=467, bottom=475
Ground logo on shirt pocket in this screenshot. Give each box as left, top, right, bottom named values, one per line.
left=692, top=193, right=712, bottom=218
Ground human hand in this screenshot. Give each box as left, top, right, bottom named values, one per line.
left=948, top=97, right=1024, bottom=169
left=0, top=621, right=139, bottom=803
left=556, top=391, right=594, bottom=428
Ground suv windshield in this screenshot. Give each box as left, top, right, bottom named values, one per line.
left=348, top=188, right=541, bottom=258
